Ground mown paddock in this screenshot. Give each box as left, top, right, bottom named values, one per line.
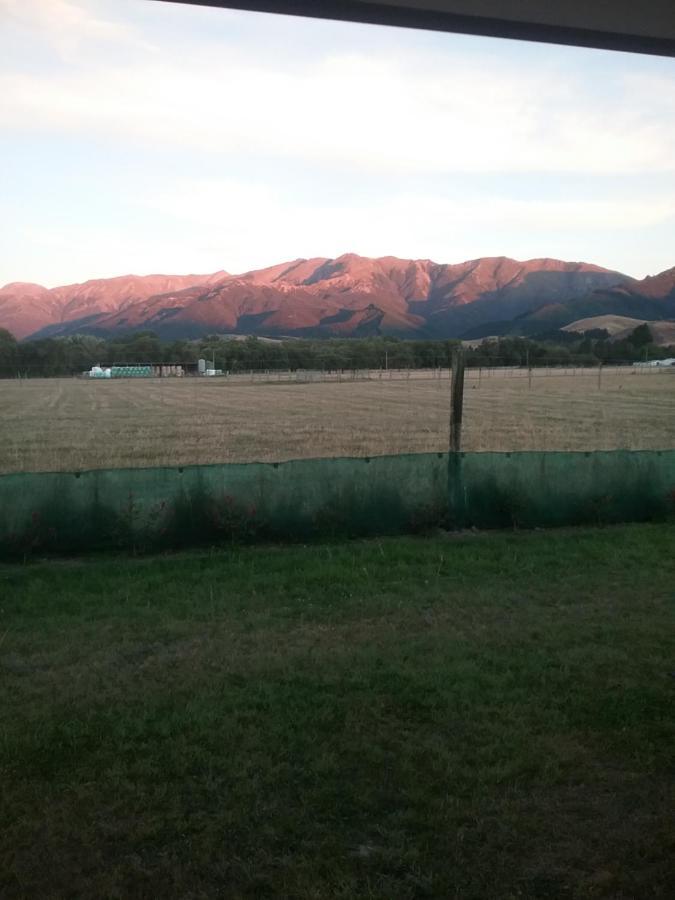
left=1, top=366, right=674, bottom=473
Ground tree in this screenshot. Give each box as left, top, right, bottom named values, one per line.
left=629, top=323, right=652, bottom=348
left=0, top=328, right=18, bottom=374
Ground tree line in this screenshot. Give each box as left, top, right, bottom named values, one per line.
left=0, top=324, right=672, bottom=378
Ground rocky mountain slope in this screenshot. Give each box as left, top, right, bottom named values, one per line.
left=465, top=266, right=675, bottom=339
left=0, top=273, right=227, bottom=340
left=3, top=253, right=667, bottom=341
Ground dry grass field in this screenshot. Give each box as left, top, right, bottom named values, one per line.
left=1, top=368, right=674, bottom=473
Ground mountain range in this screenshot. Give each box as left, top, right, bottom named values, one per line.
left=2, top=254, right=674, bottom=342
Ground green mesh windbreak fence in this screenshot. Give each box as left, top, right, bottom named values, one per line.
left=450, top=450, right=675, bottom=529
left=1, top=450, right=673, bottom=557
left=0, top=453, right=449, bottom=557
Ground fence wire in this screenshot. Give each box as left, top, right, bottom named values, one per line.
left=0, top=363, right=674, bottom=473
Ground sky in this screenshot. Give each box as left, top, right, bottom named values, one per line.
left=1, top=0, right=674, bottom=287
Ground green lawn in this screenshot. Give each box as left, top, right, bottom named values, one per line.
left=2, top=526, right=674, bottom=898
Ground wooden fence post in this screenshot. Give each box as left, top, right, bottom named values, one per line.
left=450, top=348, right=465, bottom=453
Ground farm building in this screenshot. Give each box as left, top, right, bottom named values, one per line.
left=633, top=358, right=675, bottom=367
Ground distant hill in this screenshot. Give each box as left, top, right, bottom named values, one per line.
left=463, top=267, right=675, bottom=340
left=563, top=315, right=675, bottom=345
left=1, top=254, right=627, bottom=341
left=562, top=315, right=648, bottom=336
left=612, top=320, right=675, bottom=345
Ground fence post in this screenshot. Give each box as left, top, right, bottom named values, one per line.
left=450, top=348, right=465, bottom=453
left=449, top=348, right=466, bottom=530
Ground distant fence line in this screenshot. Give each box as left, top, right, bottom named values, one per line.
left=1, top=362, right=674, bottom=383
left=211, top=364, right=675, bottom=386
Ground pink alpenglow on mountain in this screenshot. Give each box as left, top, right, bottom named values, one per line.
left=3, top=254, right=669, bottom=341
left=0, top=273, right=228, bottom=340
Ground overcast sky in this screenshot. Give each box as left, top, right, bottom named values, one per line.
left=1, top=0, right=674, bottom=286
